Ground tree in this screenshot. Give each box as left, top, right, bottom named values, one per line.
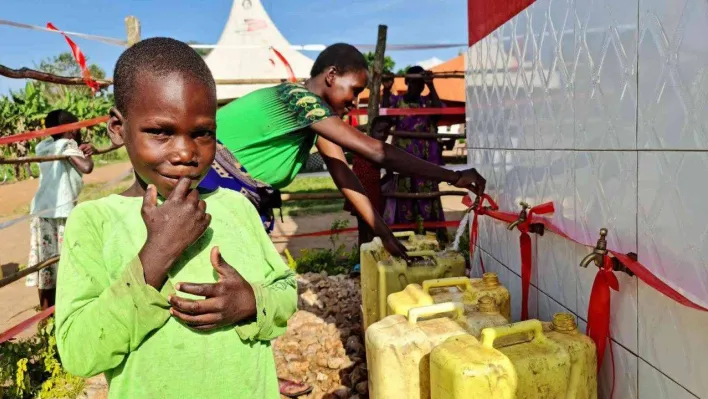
left=396, top=65, right=413, bottom=75
left=363, top=51, right=395, bottom=74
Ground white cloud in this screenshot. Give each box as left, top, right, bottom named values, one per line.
left=416, top=57, right=444, bottom=70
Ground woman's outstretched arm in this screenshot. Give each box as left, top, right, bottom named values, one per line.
left=311, top=117, right=486, bottom=194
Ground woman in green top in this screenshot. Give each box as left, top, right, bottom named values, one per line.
left=200, top=43, right=486, bottom=258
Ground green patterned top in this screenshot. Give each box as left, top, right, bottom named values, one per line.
left=216, top=83, right=334, bottom=189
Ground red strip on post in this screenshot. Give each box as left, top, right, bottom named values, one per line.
left=46, top=23, right=100, bottom=93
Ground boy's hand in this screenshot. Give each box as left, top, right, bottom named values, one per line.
left=169, top=247, right=257, bottom=331
left=79, top=143, right=96, bottom=157
left=139, top=179, right=211, bottom=288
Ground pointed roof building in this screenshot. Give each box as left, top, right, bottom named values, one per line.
left=204, top=0, right=313, bottom=100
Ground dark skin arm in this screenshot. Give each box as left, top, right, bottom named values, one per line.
left=316, top=136, right=408, bottom=258
left=311, top=117, right=485, bottom=193
left=68, top=144, right=94, bottom=174
left=424, top=71, right=443, bottom=108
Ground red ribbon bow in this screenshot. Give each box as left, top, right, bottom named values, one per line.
left=515, top=202, right=555, bottom=320
left=463, top=194, right=499, bottom=273
left=587, top=256, right=619, bottom=370
left=46, top=23, right=100, bottom=94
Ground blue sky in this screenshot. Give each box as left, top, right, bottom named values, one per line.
left=0, top=0, right=468, bottom=94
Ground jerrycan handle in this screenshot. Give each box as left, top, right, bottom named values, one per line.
left=422, top=277, right=471, bottom=294
left=406, top=250, right=437, bottom=258
left=480, top=319, right=546, bottom=348
left=394, top=231, right=416, bottom=239
left=407, top=302, right=464, bottom=325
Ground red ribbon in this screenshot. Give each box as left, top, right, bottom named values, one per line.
left=586, top=256, right=619, bottom=370
left=515, top=202, right=555, bottom=320
left=270, top=47, right=297, bottom=83
left=0, top=116, right=109, bottom=146
left=46, top=23, right=100, bottom=93
left=0, top=306, right=55, bottom=345
left=463, top=194, right=499, bottom=274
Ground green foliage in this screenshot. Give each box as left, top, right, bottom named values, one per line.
left=363, top=51, right=396, bottom=74
left=0, top=52, right=114, bottom=181
left=0, top=317, right=85, bottom=399
left=396, top=65, right=414, bottom=75
left=293, top=219, right=358, bottom=275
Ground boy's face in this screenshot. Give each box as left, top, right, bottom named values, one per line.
left=108, top=71, right=217, bottom=198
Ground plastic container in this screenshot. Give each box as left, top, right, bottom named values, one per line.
left=422, top=273, right=511, bottom=320
left=461, top=296, right=510, bottom=337
left=360, top=232, right=443, bottom=330
left=376, top=251, right=465, bottom=323
left=544, top=313, right=598, bottom=399
left=366, top=302, right=469, bottom=399
left=431, top=319, right=576, bottom=398
left=387, top=283, right=434, bottom=319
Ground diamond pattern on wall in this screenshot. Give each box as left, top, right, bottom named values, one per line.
left=638, top=0, right=708, bottom=150
left=637, top=152, right=708, bottom=307
left=574, top=0, right=638, bottom=150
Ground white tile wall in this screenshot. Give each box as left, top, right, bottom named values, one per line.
left=466, top=0, right=708, bottom=397
left=639, top=360, right=700, bottom=399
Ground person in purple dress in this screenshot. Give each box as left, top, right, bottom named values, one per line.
left=381, top=65, right=449, bottom=242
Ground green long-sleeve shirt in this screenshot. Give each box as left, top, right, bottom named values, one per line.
left=55, top=189, right=297, bottom=399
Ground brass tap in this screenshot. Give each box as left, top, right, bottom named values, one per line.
left=579, top=228, right=609, bottom=268
left=507, top=201, right=530, bottom=231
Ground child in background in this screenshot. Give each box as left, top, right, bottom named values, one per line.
left=55, top=38, right=297, bottom=399
left=26, top=109, right=94, bottom=309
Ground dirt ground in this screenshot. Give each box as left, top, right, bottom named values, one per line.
left=0, top=160, right=467, bottom=341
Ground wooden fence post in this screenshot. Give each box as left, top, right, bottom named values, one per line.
left=125, top=16, right=141, bottom=46
left=367, top=25, right=387, bottom=135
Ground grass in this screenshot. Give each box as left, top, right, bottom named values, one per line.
left=280, top=176, right=344, bottom=217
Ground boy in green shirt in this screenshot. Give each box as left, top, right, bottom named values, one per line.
left=55, top=38, right=297, bottom=399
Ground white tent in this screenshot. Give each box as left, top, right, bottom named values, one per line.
left=204, top=0, right=314, bottom=100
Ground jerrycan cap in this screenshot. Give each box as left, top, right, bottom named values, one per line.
left=477, top=296, right=499, bottom=313
left=482, top=272, right=500, bottom=287
left=552, top=312, right=578, bottom=333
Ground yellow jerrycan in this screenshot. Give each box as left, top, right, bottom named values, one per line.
left=543, top=313, right=598, bottom=399
left=431, top=320, right=576, bottom=399
left=376, top=250, right=465, bottom=323
left=422, top=273, right=511, bottom=320
left=366, top=302, right=469, bottom=399
left=360, top=231, right=441, bottom=330
left=388, top=286, right=508, bottom=338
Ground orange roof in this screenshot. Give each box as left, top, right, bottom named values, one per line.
left=359, top=54, right=466, bottom=103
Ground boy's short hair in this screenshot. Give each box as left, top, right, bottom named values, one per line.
left=46, top=109, right=79, bottom=140
left=113, top=37, right=216, bottom=115
left=310, top=43, right=368, bottom=77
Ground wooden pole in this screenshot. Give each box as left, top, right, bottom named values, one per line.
left=367, top=25, right=388, bottom=134
left=0, top=65, right=112, bottom=87
left=125, top=16, right=141, bottom=46
left=0, top=145, right=122, bottom=165
left=0, top=256, right=59, bottom=289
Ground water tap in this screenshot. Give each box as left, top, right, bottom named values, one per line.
left=579, top=228, right=609, bottom=268
left=507, top=201, right=530, bottom=231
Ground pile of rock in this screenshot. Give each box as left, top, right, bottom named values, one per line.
left=273, top=272, right=368, bottom=399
